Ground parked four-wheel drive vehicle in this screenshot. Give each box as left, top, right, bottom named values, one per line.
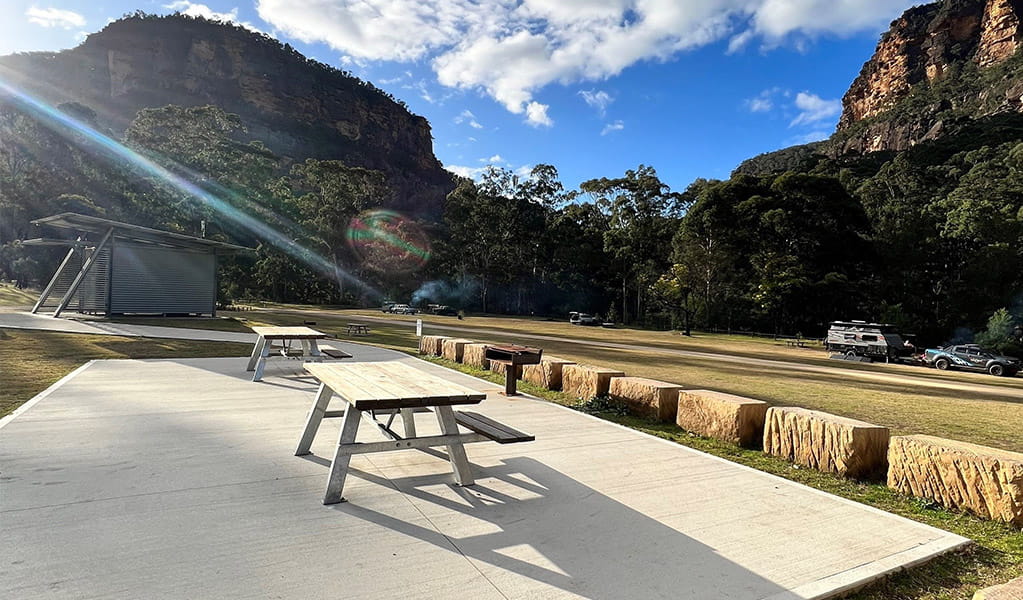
left=923, top=344, right=1020, bottom=376
left=569, top=312, right=599, bottom=326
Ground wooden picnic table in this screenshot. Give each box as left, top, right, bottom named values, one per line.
left=345, top=323, right=370, bottom=336
left=246, top=326, right=328, bottom=382
left=297, top=361, right=534, bottom=504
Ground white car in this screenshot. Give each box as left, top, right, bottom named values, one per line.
left=569, top=312, right=599, bottom=326
left=387, top=304, right=418, bottom=315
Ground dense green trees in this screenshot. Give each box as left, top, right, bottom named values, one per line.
left=6, top=97, right=1023, bottom=343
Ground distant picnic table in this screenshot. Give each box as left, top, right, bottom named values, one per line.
left=246, top=326, right=350, bottom=381
left=345, top=323, right=370, bottom=336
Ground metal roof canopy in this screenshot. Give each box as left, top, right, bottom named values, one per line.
left=31, top=212, right=252, bottom=253
left=28, top=213, right=253, bottom=318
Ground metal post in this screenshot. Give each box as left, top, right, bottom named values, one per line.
left=31, top=243, right=78, bottom=314
left=53, top=228, right=113, bottom=318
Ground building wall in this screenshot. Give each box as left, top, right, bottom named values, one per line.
left=109, top=245, right=216, bottom=315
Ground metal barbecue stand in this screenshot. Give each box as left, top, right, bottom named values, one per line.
left=484, top=344, right=543, bottom=396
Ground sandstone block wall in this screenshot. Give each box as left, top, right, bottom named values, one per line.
left=521, top=357, right=575, bottom=391
left=418, top=335, right=449, bottom=356
left=462, top=343, right=490, bottom=369
left=888, top=435, right=1023, bottom=527
left=489, top=360, right=522, bottom=379
left=763, top=407, right=890, bottom=480
left=608, top=377, right=684, bottom=422
left=441, top=338, right=474, bottom=362
left=973, top=575, right=1023, bottom=600
left=676, top=390, right=769, bottom=448
left=562, top=364, right=626, bottom=399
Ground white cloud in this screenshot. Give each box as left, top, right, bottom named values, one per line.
left=525, top=101, right=552, bottom=127
left=601, top=120, right=625, bottom=135
left=579, top=89, right=614, bottom=116
left=26, top=6, right=85, bottom=29
left=446, top=164, right=488, bottom=180
left=479, top=154, right=504, bottom=164
left=455, top=109, right=483, bottom=129
left=164, top=2, right=263, bottom=33
left=790, top=91, right=841, bottom=126
left=745, top=87, right=786, bottom=113
left=790, top=129, right=831, bottom=144
left=256, top=0, right=911, bottom=126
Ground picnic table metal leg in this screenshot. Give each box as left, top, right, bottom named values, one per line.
left=324, top=405, right=361, bottom=505
left=435, top=405, right=474, bottom=486
left=296, top=383, right=333, bottom=456
left=307, top=339, right=323, bottom=362
left=400, top=408, right=417, bottom=438
left=246, top=336, right=266, bottom=371
left=251, top=340, right=272, bottom=382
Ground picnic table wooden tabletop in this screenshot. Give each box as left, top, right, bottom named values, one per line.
left=250, top=326, right=327, bottom=339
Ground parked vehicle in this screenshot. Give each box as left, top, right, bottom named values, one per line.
left=923, top=344, right=1020, bottom=376
left=825, top=321, right=911, bottom=362
left=380, top=302, right=395, bottom=312
left=569, top=312, right=600, bottom=326
left=386, top=303, right=417, bottom=315
left=428, top=305, right=458, bottom=316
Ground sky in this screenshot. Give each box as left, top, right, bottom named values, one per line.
left=0, top=0, right=920, bottom=193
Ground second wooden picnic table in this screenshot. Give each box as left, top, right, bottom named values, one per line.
left=246, top=326, right=327, bottom=382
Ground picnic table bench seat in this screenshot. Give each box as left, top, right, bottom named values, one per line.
left=320, top=347, right=353, bottom=360
left=454, top=410, right=535, bottom=444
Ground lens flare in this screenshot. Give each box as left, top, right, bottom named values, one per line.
left=0, top=71, right=381, bottom=298
left=347, top=209, right=431, bottom=274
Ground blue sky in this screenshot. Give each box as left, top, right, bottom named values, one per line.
left=0, top=1, right=918, bottom=193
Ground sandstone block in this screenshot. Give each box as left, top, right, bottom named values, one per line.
left=441, top=338, right=474, bottom=362
left=521, top=356, right=575, bottom=391
left=562, top=364, right=626, bottom=399
left=676, top=390, right=768, bottom=447
left=763, top=407, right=889, bottom=480
left=490, top=360, right=522, bottom=379
left=888, top=435, right=1023, bottom=527
left=608, top=377, right=684, bottom=422
left=462, top=343, right=490, bottom=369
left=418, top=335, right=448, bottom=356
left=974, top=576, right=1023, bottom=600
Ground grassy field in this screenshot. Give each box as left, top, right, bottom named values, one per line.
left=0, top=283, right=37, bottom=307
left=218, top=307, right=1023, bottom=452
left=0, top=328, right=252, bottom=417
left=417, top=353, right=1023, bottom=600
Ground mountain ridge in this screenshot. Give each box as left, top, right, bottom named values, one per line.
left=0, top=12, right=453, bottom=216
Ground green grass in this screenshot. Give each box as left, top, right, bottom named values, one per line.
left=0, top=327, right=252, bottom=417
left=416, top=353, right=1023, bottom=600
left=0, top=283, right=37, bottom=307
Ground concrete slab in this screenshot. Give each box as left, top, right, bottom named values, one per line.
left=0, top=352, right=968, bottom=600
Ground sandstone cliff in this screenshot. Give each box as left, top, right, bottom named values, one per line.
left=0, top=13, right=452, bottom=215
left=835, top=0, right=1023, bottom=154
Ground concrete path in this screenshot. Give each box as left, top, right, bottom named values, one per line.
left=0, top=310, right=256, bottom=344
left=1, top=349, right=968, bottom=599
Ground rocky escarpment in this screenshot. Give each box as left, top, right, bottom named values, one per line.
left=0, top=14, right=452, bottom=216
left=835, top=0, right=1023, bottom=154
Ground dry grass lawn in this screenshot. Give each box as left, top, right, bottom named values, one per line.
left=0, top=283, right=37, bottom=307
